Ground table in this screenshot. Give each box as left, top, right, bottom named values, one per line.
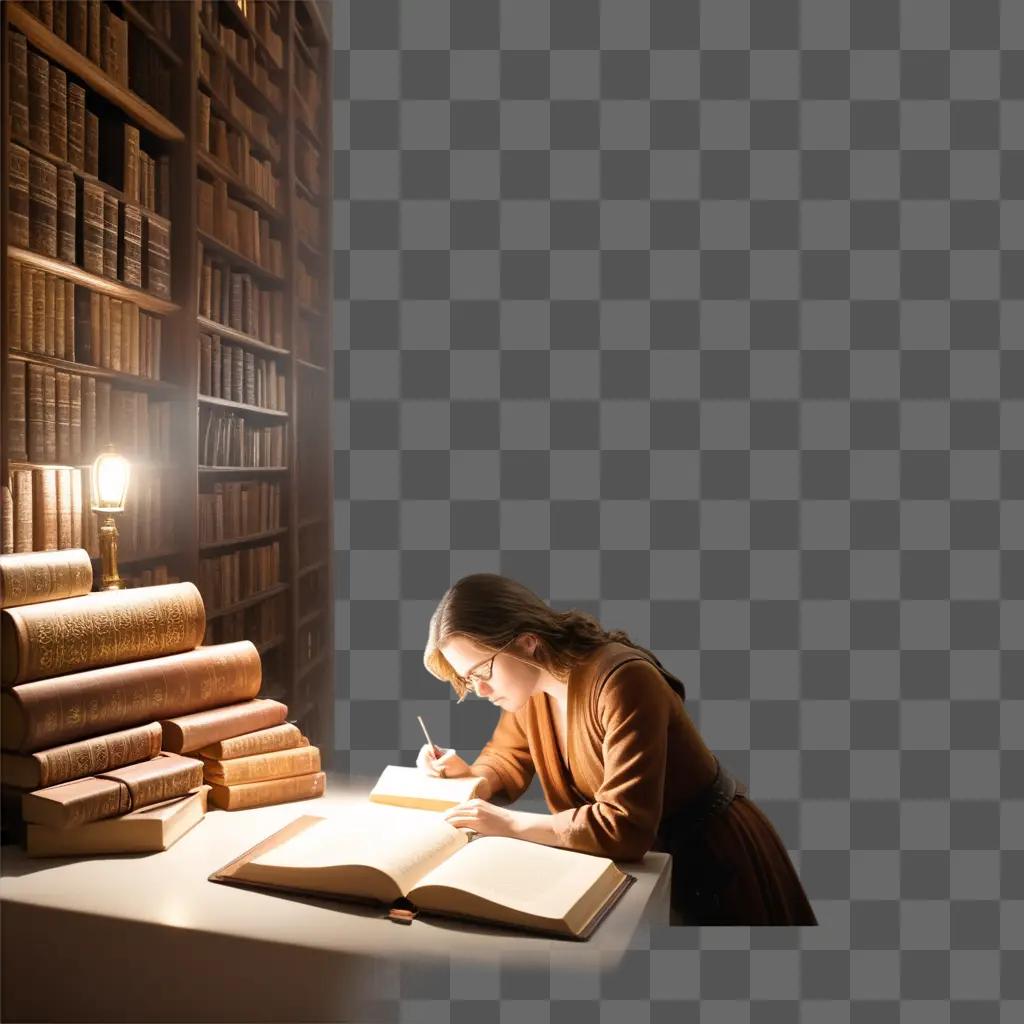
left=1, top=773, right=672, bottom=1023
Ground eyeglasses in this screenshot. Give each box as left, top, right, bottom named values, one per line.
left=455, top=636, right=518, bottom=694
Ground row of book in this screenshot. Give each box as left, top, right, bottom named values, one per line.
left=10, top=143, right=170, bottom=298
left=198, top=481, right=282, bottom=545
left=198, top=72, right=282, bottom=169
left=199, top=93, right=281, bottom=211
left=200, top=0, right=284, bottom=71
left=295, top=316, right=324, bottom=365
left=198, top=178, right=284, bottom=277
left=296, top=259, right=321, bottom=307
left=198, top=539, right=282, bottom=614
left=3, top=464, right=172, bottom=559
left=294, top=45, right=322, bottom=128
left=199, top=334, right=288, bottom=412
left=199, top=408, right=288, bottom=469
left=8, top=262, right=163, bottom=380
left=0, top=555, right=324, bottom=855
left=295, top=133, right=322, bottom=196
left=199, top=480, right=282, bottom=544
left=7, top=361, right=173, bottom=467
left=203, top=590, right=285, bottom=649
left=202, top=6, right=284, bottom=111
left=197, top=253, right=286, bottom=347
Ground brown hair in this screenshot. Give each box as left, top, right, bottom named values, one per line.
left=423, top=573, right=685, bottom=703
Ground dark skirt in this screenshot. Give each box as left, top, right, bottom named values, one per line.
left=654, top=792, right=818, bottom=926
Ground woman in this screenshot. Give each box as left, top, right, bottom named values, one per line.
left=418, top=573, right=817, bottom=926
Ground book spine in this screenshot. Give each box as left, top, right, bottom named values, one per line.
left=55, top=371, right=71, bottom=465
left=9, top=145, right=31, bottom=249
left=48, top=66, right=68, bottom=161
left=31, top=468, right=58, bottom=552
left=11, top=471, right=34, bottom=554
left=57, top=167, right=77, bottom=264
left=69, top=1, right=88, bottom=54
left=161, top=699, right=288, bottom=754
left=70, top=469, right=83, bottom=548
left=1, top=640, right=263, bottom=753
left=123, top=124, right=140, bottom=203
left=103, top=194, right=119, bottom=281
left=208, top=771, right=325, bottom=811
left=67, top=83, right=86, bottom=169
left=23, top=777, right=131, bottom=829
left=28, top=154, right=58, bottom=258
left=1, top=487, right=13, bottom=556
left=121, top=204, right=143, bottom=288
left=7, top=362, right=28, bottom=463
left=87, top=0, right=101, bottom=65
left=55, top=468, right=72, bottom=548
left=81, top=180, right=104, bottom=274
left=207, top=745, right=320, bottom=786
left=9, top=261, right=23, bottom=352
left=28, top=52, right=50, bottom=152
left=44, top=274, right=56, bottom=357
left=10, top=32, right=30, bottom=141
left=44, top=367, right=57, bottom=462
left=0, top=548, right=93, bottom=611
left=64, top=279, right=76, bottom=361
left=31, top=270, right=46, bottom=355
left=201, top=722, right=304, bottom=760
left=85, top=111, right=99, bottom=177
left=145, top=217, right=171, bottom=297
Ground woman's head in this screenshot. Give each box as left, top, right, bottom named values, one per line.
left=423, top=573, right=655, bottom=706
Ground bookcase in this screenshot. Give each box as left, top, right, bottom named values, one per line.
left=0, top=0, right=334, bottom=755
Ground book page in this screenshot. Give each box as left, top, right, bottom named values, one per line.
left=412, top=835, right=615, bottom=921
left=368, top=764, right=484, bottom=811
left=248, top=803, right=469, bottom=895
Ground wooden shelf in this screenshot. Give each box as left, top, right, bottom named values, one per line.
left=119, top=2, right=182, bottom=68
left=197, top=230, right=285, bottom=286
left=298, top=237, right=323, bottom=264
left=196, top=316, right=290, bottom=359
left=296, top=357, right=326, bottom=373
left=297, top=302, right=323, bottom=320
left=297, top=606, right=323, bottom=633
left=8, top=4, right=185, bottom=142
left=8, top=351, right=180, bottom=396
left=199, top=526, right=289, bottom=554
left=295, top=178, right=321, bottom=205
left=198, top=394, right=289, bottom=419
left=91, top=545, right=181, bottom=566
left=256, top=634, right=287, bottom=657
left=8, top=246, right=180, bottom=315
left=197, top=75, right=282, bottom=168
left=205, top=581, right=290, bottom=622
left=198, top=21, right=284, bottom=118
left=196, top=149, right=283, bottom=223
left=198, top=465, right=289, bottom=475
left=215, top=0, right=286, bottom=73
left=13, top=133, right=171, bottom=229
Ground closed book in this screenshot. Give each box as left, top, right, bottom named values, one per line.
left=28, top=51, right=50, bottom=151
left=55, top=371, right=71, bottom=463
left=69, top=371, right=82, bottom=461
left=1, top=640, right=262, bottom=754
left=70, top=469, right=83, bottom=547
left=39, top=0, right=54, bottom=29
left=199, top=722, right=305, bottom=760
left=203, top=744, right=320, bottom=786
left=64, top=279, right=75, bottom=360
left=109, top=299, right=122, bottom=371
left=57, top=167, right=76, bottom=263
left=55, top=468, right=73, bottom=548
left=85, top=110, right=99, bottom=176
left=49, top=66, right=68, bottom=160
left=123, top=124, right=140, bottom=202
left=199, top=333, right=212, bottom=394
left=99, top=293, right=111, bottom=366
left=22, top=752, right=204, bottom=829
left=208, top=770, right=325, bottom=811
left=53, top=274, right=65, bottom=357
left=82, top=375, right=96, bottom=455
left=103, top=193, right=119, bottom=280
left=0, top=580, right=206, bottom=687
left=9, top=260, right=23, bottom=350
left=53, top=0, right=67, bottom=38
left=44, top=366, right=57, bottom=462
left=161, top=698, right=288, bottom=754
left=1, top=487, right=12, bottom=556
left=87, top=0, right=101, bottom=64
left=7, top=361, right=28, bottom=462
left=0, top=721, right=160, bottom=789
left=10, top=31, right=30, bottom=140
left=81, top=180, right=105, bottom=275
left=44, top=274, right=57, bottom=356
left=27, top=785, right=209, bottom=857
left=31, top=469, right=58, bottom=552
left=69, top=0, right=88, bottom=53
left=145, top=217, right=171, bottom=297
left=31, top=270, right=46, bottom=355
left=9, top=144, right=31, bottom=248
left=232, top=346, right=244, bottom=403
left=121, top=204, right=143, bottom=287
left=12, top=471, right=34, bottom=554
left=0, top=548, right=93, bottom=610
left=67, top=82, right=86, bottom=169
left=29, top=154, right=58, bottom=258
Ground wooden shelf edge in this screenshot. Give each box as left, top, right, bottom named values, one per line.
left=196, top=149, right=283, bottom=223
left=196, top=316, right=290, bottom=358
left=8, top=5, right=185, bottom=142
left=198, top=465, right=289, bottom=474
left=197, top=230, right=285, bottom=286
left=199, top=526, right=289, bottom=553
left=119, top=2, right=182, bottom=68
left=8, top=246, right=180, bottom=315
left=198, top=393, right=289, bottom=418
left=205, top=581, right=290, bottom=621
left=8, top=350, right=179, bottom=395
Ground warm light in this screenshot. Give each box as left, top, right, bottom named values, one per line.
left=91, top=448, right=131, bottom=512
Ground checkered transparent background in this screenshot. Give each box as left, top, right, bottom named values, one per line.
left=332, top=1, right=1024, bottom=1019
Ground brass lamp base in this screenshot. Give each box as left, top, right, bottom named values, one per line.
left=97, top=512, right=126, bottom=590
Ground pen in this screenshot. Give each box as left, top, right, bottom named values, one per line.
left=417, top=715, right=442, bottom=758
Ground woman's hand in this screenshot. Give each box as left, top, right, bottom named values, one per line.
left=415, top=744, right=472, bottom=779
left=442, top=798, right=519, bottom=838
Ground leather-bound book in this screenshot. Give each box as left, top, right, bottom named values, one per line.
left=44, top=366, right=57, bottom=462
left=103, top=193, right=119, bottom=281
left=70, top=470, right=83, bottom=547
left=67, top=82, right=86, bottom=169
left=7, top=362, right=28, bottom=463
left=109, top=298, right=122, bottom=371
left=96, top=379, right=111, bottom=447
left=199, top=722, right=305, bottom=760
left=27, top=786, right=209, bottom=856
left=208, top=770, right=326, bottom=811
left=53, top=275, right=65, bottom=356
left=203, top=744, right=320, bottom=787
left=31, top=270, right=46, bottom=355
left=55, top=371, right=72, bottom=464
left=26, top=365, right=45, bottom=463
left=22, top=752, right=204, bottom=829
left=0, top=579, right=207, bottom=687
left=160, top=697, right=288, bottom=754
left=87, top=0, right=101, bottom=64
left=28, top=52, right=50, bottom=151
left=39, top=0, right=54, bottom=29
left=244, top=351, right=256, bottom=406
left=11, top=471, right=34, bottom=554
left=28, top=154, right=58, bottom=258
left=9, top=144, right=31, bottom=249
left=10, top=31, right=29, bottom=140
left=49, top=66, right=68, bottom=160
left=0, top=547, right=93, bottom=610
left=81, top=179, right=104, bottom=275
left=85, top=110, right=99, bottom=176
left=121, top=204, right=143, bottom=287
left=31, top=468, right=58, bottom=552
left=145, top=217, right=171, bottom=297
left=81, top=375, right=96, bottom=455
left=68, top=0, right=88, bottom=53
left=57, top=166, right=76, bottom=263
left=69, top=372, right=82, bottom=463
left=1, top=487, right=12, bottom=556
left=9, top=262, right=23, bottom=350
left=55, top=468, right=73, bottom=548
left=1, top=721, right=160, bottom=788
left=64, top=279, right=75, bottom=360
left=53, top=0, right=67, bottom=38
left=1, top=640, right=262, bottom=754
left=232, top=345, right=244, bottom=403
left=44, top=273, right=57, bottom=356
left=123, top=124, right=140, bottom=202
left=98, top=293, right=111, bottom=367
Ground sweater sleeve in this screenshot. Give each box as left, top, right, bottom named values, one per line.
left=471, top=708, right=535, bottom=803
left=549, top=660, right=673, bottom=861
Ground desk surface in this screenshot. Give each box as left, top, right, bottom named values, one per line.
left=1, top=773, right=670, bottom=969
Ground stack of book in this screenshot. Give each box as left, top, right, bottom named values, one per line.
left=0, top=548, right=325, bottom=852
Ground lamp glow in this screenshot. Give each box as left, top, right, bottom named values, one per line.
left=91, top=446, right=131, bottom=589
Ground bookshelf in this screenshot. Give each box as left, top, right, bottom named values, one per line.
left=1, top=0, right=334, bottom=755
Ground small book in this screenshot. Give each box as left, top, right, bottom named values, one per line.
left=27, top=785, right=210, bottom=857
left=209, top=771, right=637, bottom=940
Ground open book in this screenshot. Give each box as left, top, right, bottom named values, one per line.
left=209, top=767, right=636, bottom=939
